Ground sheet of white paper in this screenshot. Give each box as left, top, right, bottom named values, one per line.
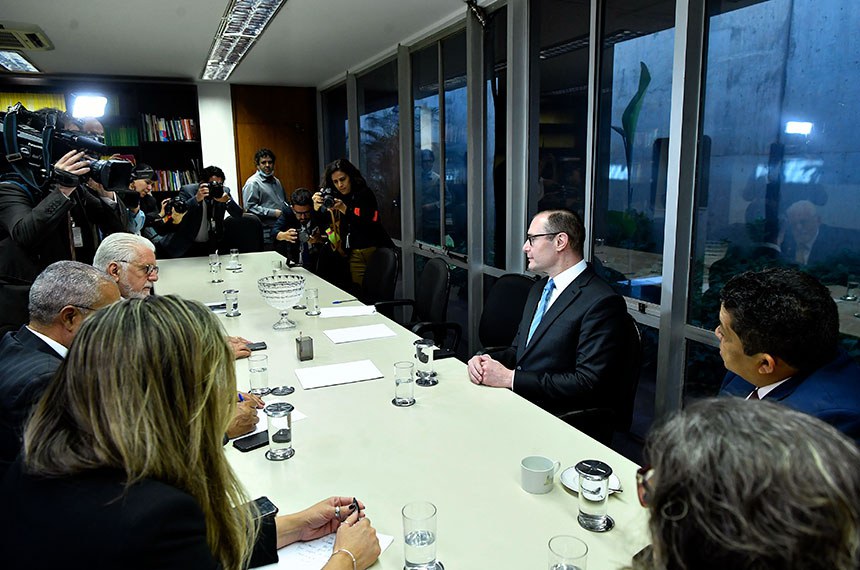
left=294, top=360, right=384, bottom=390
left=250, top=407, right=307, bottom=435
left=257, top=532, right=394, bottom=570
left=319, top=306, right=377, bottom=318
left=323, top=323, right=396, bottom=344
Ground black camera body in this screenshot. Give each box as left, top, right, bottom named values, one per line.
left=319, top=187, right=337, bottom=211
left=0, top=103, right=131, bottom=192
left=164, top=197, right=188, bottom=216
left=207, top=181, right=225, bottom=199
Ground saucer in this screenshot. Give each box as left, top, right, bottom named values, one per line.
left=560, top=466, right=622, bottom=494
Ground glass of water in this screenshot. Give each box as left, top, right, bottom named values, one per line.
left=228, top=248, right=241, bottom=270
left=264, top=402, right=294, bottom=461
left=392, top=361, right=415, bottom=407
left=414, top=339, right=438, bottom=386
left=548, top=535, right=588, bottom=570
left=842, top=276, right=859, bottom=301
left=305, top=288, right=321, bottom=316
left=208, top=253, right=223, bottom=283
left=576, top=460, right=614, bottom=532
left=248, top=354, right=271, bottom=396
left=223, top=289, right=240, bottom=317
left=402, top=501, right=438, bottom=570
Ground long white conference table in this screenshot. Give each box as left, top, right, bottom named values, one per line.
left=157, top=251, right=650, bottom=569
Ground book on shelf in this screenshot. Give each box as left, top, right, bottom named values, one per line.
left=140, top=113, right=198, bottom=142
left=153, top=169, right=197, bottom=192
left=104, top=124, right=139, bottom=147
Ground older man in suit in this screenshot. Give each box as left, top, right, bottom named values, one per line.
left=467, top=209, right=629, bottom=415
left=0, top=261, right=120, bottom=467
left=717, top=267, right=860, bottom=445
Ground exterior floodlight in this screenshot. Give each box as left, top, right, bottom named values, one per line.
left=784, top=121, right=813, bottom=135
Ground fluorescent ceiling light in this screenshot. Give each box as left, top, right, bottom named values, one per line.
left=0, top=50, right=39, bottom=73
left=201, top=0, right=287, bottom=81
left=785, top=121, right=813, bottom=135
left=71, top=94, right=108, bottom=118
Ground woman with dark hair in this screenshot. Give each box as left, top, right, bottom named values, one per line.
left=315, top=158, right=392, bottom=289
left=0, top=295, right=381, bottom=569
left=634, top=397, right=860, bottom=570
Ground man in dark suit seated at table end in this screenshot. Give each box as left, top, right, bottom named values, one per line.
left=717, top=266, right=860, bottom=445
left=0, top=261, right=120, bottom=467
left=467, top=209, right=629, bottom=415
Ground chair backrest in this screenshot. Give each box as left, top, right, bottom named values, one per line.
left=222, top=213, right=264, bottom=253
left=360, top=247, right=398, bottom=305
left=478, top=274, right=536, bottom=348
left=615, top=313, right=642, bottom=433
left=414, top=257, right=451, bottom=323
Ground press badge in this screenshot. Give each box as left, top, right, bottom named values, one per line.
left=71, top=221, right=84, bottom=248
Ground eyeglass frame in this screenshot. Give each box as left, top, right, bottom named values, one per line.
left=524, top=232, right=561, bottom=246
left=636, top=464, right=654, bottom=507
left=116, top=259, right=159, bottom=276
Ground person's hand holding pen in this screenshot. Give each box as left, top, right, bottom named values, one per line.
left=273, top=496, right=371, bottom=545
left=238, top=391, right=264, bottom=409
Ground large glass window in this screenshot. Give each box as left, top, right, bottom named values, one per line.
left=688, top=0, right=860, bottom=384
left=321, top=84, right=348, bottom=165
left=412, top=30, right=468, bottom=253
left=357, top=60, right=401, bottom=240
left=485, top=7, right=507, bottom=269
left=592, top=1, right=674, bottom=304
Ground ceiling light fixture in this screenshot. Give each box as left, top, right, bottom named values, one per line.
left=201, top=0, right=288, bottom=81
left=0, top=50, right=40, bottom=73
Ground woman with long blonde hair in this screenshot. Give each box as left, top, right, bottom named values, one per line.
left=0, top=295, right=380, bottom=569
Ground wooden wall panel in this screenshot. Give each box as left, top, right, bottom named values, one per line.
left=231, top=85, right=318, bottom=205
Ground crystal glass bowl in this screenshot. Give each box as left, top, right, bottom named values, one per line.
left=258, top=274, right=306, bottom=329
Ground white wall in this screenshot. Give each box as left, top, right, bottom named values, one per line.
left=197, top=83, right=240, bottom=194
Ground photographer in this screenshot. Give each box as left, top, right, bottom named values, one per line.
left=272, top=187, right=329, bottom=273
left=0, top=105, right=129, bottom=333
left=314, top=158, right=393, bottom=289
left=160, top=166, right=243, bottom=258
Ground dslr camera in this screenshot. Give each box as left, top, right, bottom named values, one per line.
left=297, top=227, right=310, bottom=244
left=0, top=103, right=132, bottom=192
left=319, top=187, right=337, bottom=212
left=164, top=197, right=188, bottom=216
left=206, top=180, right=225, bottom=200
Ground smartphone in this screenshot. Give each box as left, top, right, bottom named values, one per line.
left=232, top=430, right=269, bottom=452
left=251, top=496, right=279, bottom=519
left=247, top=341, right=267, bottom=351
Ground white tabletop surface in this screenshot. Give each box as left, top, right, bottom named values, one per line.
left=157, top=251, right=651, bottom=570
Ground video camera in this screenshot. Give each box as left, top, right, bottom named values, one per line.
left=0, top=103, right=132, bottom=193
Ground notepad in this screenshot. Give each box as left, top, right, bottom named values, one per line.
left=323, top=323, right=396, bottom=344
left=257, top=532, right=394, bottom=569
left=294, top=360, right=384, bottom=390
left=319, top=306, right=377, bottom=318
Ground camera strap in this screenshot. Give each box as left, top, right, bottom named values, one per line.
left=2, top=107, right=44, bottom=193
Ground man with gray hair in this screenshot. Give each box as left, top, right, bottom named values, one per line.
left=0, top=261, right=120, bottom=466
left=93, top=232, right=159, bottom=299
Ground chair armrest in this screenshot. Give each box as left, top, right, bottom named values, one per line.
left=411, top=321, right=462, bottom=354
left=374, top=299, right=415, bottom=321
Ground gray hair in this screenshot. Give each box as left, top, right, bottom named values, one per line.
left=28, top=261, right=116, bottom=325
left=93, top=233, right=155, bottom=271
left=637, top=398, right=860, bottom=570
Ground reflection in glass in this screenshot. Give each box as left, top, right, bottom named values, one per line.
left=484, top=6, right=507, bottom=268
left=443, top=32, right=468, bottom=255
left=684, top=340, right=726, bottom=403
left=592, top=1, right=673, bottom=304
left=688, top=0, right=860, bottom=350
left=412, top=44, right=441, bottom=246
left=357, top=60, right=401, bottom=240
left=321, top=85, right=348, bottom=165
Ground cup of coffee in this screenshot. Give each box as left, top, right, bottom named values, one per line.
left=521, top=455, right=561, bottom=494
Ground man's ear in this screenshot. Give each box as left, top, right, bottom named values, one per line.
left=555, top=232, right=569, bottom=251
left=58, top=306, right=78, bottom=332
left=106, top=261, right=121, bottom=280
left=758, top=353, right=778, bottom=375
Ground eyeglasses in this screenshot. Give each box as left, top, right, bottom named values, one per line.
left=525, top=232, right=560, bottom=246
left=117, top=260, right=159, bottom=276
left=636, top=464, right=654, bottom=507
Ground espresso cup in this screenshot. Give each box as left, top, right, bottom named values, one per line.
left=521, top=455, right=561, bottom=494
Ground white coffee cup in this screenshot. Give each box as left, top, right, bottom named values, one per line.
left=521, top=455, right=561, bottom=494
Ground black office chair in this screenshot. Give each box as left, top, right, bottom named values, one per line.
left=376, top=257, right=460, bottom=350
left=477, top=274, right=537, bottom=355
left=360, top=248, right=399, bottom=309
left=222, top=213, right=264, bottom=253
left=557, top=313, right=642, bottom=445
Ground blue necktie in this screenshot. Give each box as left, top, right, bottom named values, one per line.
left=526, top=278, right=555, bottom=345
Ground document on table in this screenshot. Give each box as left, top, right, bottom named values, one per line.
left=319, top=306, right=377, bottom=318
left=250, top=408, right=307, bottom=435
left=257, top=532, right=394, bottom=569
left=323, top=323, right=396, bottom=344
left=295, top=360, right=384, bottom=390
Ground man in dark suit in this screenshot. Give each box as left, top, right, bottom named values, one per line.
left=717, top=267, right=860, bottom=445
left=780, top=200, right=859, bottom=268
left=159, top=165, right=243, bottom=258
left=467, top=209, right=628, bottom=415
left=0, top=261, right=120, bottom=467
left=272, top=187, right=329, bottom=272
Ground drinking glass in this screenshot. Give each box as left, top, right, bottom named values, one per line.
left=208, top=253, right=223, bottom=283
left=223, top=289, right=240, bottom=317
left=402, top=501, right=438, bottom=570
left=548, top=535, right=588, bottom=570
left=248, top=354, right=271, bottom=396
left=392, top=361, right=415, bottom=407
left=414, top=339, right=438, bottom=386
left=576, top=460, right=614, bottom=532
left=264, top=402, right=294, bottom=461
left=305, top=288, right=321, bottom=316
left=272, top=260, right=283, bottom=275
left=227, top=248, right=241, bottom=270
left=842, top=276, right=858, bottom=301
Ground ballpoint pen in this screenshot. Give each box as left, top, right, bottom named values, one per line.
left=331, top=298, right=358, bottom=304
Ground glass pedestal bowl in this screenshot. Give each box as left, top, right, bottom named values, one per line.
left=258, top=274, right=306, bottom=330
